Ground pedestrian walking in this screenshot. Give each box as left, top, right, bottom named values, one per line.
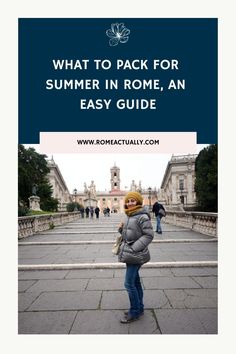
left=80, top=206, right=85, bottom=218
left=90, top=206, right=94, bottom=218
left=117, top=191, right=154, bottom=323
left=95, top=206, right=100, bottom=218
left=106, top=207, right=110, bottom=216
left=85, top=206, right=90, bottom=218
left=152, top=200, right=166, bottom=234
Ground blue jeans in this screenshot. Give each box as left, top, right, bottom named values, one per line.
left=124, top=264, right=144, bottom=318
left=156, top=215, right=162, bottom=232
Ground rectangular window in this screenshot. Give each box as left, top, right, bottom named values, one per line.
left=179, top=180, right=184, bottom=190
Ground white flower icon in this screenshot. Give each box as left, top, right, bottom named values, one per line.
left=106, top=23, right=130, bottom=46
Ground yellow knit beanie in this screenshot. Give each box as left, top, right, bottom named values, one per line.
left=124, top=191, right=143, bottom=205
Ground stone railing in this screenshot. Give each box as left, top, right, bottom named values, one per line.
left=18, top=212, right=81, bottom=239
left=162, top=211, right=218, bottom=237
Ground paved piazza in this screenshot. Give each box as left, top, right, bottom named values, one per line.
left=18, top=214, right=218, bottom=334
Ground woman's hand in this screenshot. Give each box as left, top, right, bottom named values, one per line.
left=118, top=222, right=124, bottom=234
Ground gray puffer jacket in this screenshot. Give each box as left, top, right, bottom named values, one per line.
left=118, top=206, right=154, bottom=265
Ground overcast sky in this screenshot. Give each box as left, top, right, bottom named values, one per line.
left=24, top=144, right=208, bottom=193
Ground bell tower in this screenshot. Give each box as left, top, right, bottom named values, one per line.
left=110, top=163, right=120, bottom=191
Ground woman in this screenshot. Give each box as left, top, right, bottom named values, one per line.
left=118, top=191, right=154, bottom=323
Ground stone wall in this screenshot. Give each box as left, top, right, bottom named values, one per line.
left=18, top=212, right=81, bottom=239
left=163, top=211, right=218, bottom=237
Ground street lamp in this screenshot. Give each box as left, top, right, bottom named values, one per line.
left=73, top=188, right=77, bottom=201
left=148, top=187, right=152, bottom=211
left=73, top=188, right=78, bottom=211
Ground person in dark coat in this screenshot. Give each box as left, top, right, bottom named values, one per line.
left=95, top=206, right=100, bottom=218
left=152, top=200, right=166, bottom=234
left=90, top=207, right=94, bottom=218
left=85, top=207, right=90, bottom=218
left=80, top=207, right=85, bottom=218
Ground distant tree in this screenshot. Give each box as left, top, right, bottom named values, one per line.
left=40, top=197, right=59, bottom=212
left=37, top=183, right=59, bottom=211
left=18, top=204, right=30, bottom=217
left=18, top=145, right=59, bottom=213
left=66, top=202, right=82, bottom=212
left=195, top=144, right=218, bottom=212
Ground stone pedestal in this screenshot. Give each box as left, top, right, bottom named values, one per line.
left=84, top=198, right=97, bottom=208
left=29, top=196, right=41, bottom=211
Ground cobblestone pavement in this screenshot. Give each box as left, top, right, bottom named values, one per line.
left=18, top=214, right=218, bottom=334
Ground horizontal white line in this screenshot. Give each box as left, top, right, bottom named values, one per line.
left=41, top=229, right=192, bottom=234
left=18, top=239, right=217, bottom=246
left=18, top=261, right=218, bottom=270
left=41, top=231, right=116, bottom=234
left=60, top=226, right=119, bottom=229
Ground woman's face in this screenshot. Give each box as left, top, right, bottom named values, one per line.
left=126, top=198, right=138, bottom=209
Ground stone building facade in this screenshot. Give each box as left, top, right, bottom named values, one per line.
left=47, top=160, right=145, bottom=213
left=47, top=156, right=198, bottom=213
left=47, top=157, right=72, bottom=211
left=72, top=164, right=157, bottom=213
left=160, top=154, right=197, bottom=209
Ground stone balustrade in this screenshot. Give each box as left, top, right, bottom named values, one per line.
left=18, top=212, right=81, bottom=239
left=19, top=210, right=218, bottom=239
left=163, top=211, right=218, bottom=237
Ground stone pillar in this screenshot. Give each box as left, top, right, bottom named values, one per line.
left=187, top=173, right=193, bottom=204
left=171, top=174, right=178, bottom=204
left=28, top=196, right=41, bottom=211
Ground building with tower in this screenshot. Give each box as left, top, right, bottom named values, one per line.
left=73, top=164, right=127, bottom=213
left=47, top=161, right=157, bottom=213
left=46, top=155, right=198, bottom=213
left=110, top=163, right=121, bottom=191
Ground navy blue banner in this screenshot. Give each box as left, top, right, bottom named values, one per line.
left=19, top=18, right=217, bottom=144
